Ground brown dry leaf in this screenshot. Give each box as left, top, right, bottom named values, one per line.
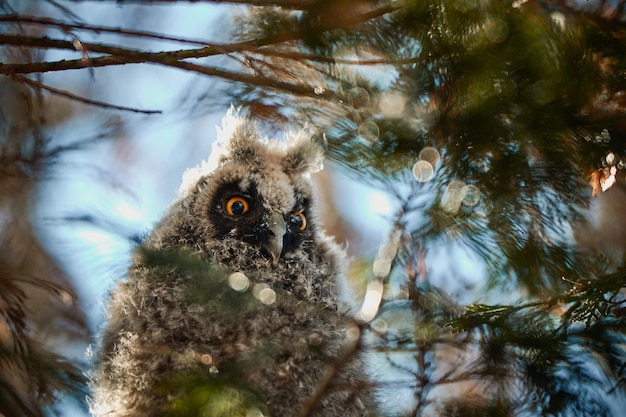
left=590, top=170, right=601, bottom=197
left=590, top=166, right=618, bottom=197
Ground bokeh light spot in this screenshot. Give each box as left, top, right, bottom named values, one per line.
left=346, top=323, right=361, bottom=342
left=379, top=91, right=407, bottom=118
left=441, top=180, right=467, bottom=213
left=370, top=318, right=388, bottom=334
left=372, top=229, right=401, bottom=277
left=412, top=160, right=434, bottom=182
left=357, top=280, right=384, bottom=322
left=358, top=121, right=380, bottom=142
left=606, top=152, right=616, bottom=165
left=372, top=257, right=392, bottom=278
left=254, top=284, right=276, bottom=305
left=418, top=147, right=441, bottom=166
left=252, top=283, right=268, bottom=299
left=228, top=272, right=250, bottom=292
left=475, top=198, right=494, bottom=216
left=462, top=184, right=481, bottom=206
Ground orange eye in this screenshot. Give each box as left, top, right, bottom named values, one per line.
left=290, top=211, right=307, bottom=231
left=225, top=196, right=250, bottom=216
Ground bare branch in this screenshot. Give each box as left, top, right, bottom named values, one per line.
left=0, top=53, right=336, bottom=101
left=12, top=74, right=162, bottom=114
left=0, top=14, right=212, bottom=46
left=297, top=323, right=365, bottom=417
left=0, top=33, right=224, bottom=62
left=0, top=4, right=399, bottom=110
left=62, top=0, right=317, bottom=9
left=169, top=59, right=339, bottom=99
left=0, top=34, right=341, bottom=100
left=44, top=0, right=83, bottom=21
left=0, top=3, right=399, bottom=71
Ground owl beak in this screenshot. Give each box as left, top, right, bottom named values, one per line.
left=263, top=214, right=286, bottom=266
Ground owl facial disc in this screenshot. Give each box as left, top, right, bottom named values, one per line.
left=263, top=213, right=286, bottom=265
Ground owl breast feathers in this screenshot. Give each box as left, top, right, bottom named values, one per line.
left=90, top=110, right=376, bottom=417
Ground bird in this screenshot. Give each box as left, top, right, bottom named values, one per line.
left=90, top=109, right=376, bottom=417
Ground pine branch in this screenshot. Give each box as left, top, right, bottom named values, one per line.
left=452, top=269, right=626, bottom=333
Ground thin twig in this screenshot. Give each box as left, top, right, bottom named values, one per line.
left=247, top=48, right=424, bottom=65
left=297, top=322, right=364, bottom=417
left=62, top=0, right=317, bottom=8
left=0, top=14, right=215, bottom=47
left=0, top=33, right=222, bottom=61
left=12, top=74, right=162, bottom=114
left=44, top=0, right=83, bottom=22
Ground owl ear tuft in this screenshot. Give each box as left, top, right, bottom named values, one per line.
left=219, top=107, right=265, bottom=163
left=283, top=131, right=325, bottom=176
left=178, top=107, right=262, bottom=197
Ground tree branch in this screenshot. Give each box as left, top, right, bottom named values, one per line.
left=297, top=322, right=365, bottom=417
left=0, top=3, right=399, bottom=71
left=0, top=14, right=211, bottom=46
left=0, top=34, right=336, bottom=99
left=12, top=74, right=162, bottom=114
left=246, top=48, right=424, bottom=66
left=63, top=0, right=317, bottom=9
left=0, top=33, right=226, bottom=62
left=166, top=59, right=339, bottom=99
left=0, top=5, right=398, bottom=104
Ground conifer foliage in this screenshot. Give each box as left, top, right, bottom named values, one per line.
left=1, top=0, right=626, bottom=416
left=218, top=2, right=626, bottom=412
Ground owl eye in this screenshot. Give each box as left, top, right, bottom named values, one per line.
left=290, top=211, right=307, bottom=231
left=225, top=196, right=250, bottom=216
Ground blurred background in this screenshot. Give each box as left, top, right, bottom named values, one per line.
left=2, top=0, right=626, bottom=416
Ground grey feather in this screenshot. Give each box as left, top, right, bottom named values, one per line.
left=90, top=111, right=376, bottom=417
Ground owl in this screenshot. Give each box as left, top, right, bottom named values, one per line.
left=90, top=110, right=376, bottom=417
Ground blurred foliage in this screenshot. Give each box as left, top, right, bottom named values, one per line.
left=220, top=0, right=626, bottom=415
left=225, top=0, right=626, bottom=294
left=138, top=250, right=269, bottom=417
left=0, top=82, right=88, bottom=415
left=3, top=0, right=626, bottom=416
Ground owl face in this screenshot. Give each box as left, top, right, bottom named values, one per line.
left=195, top=164, right=316, bottom=265
left=179, top=113, right=326, bottom=267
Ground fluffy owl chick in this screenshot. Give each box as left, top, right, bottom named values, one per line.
left=91, top=111, right=376, bottom=417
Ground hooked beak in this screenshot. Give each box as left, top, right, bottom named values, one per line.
left=262, top=214, right=286, bottom=266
